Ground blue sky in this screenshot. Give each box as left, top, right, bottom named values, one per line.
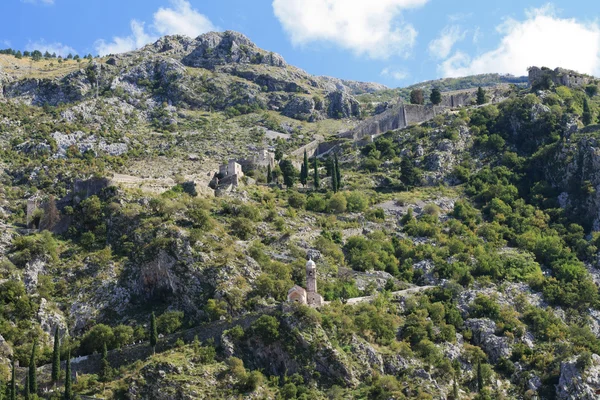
left=2, top=0, right=600, bottom=88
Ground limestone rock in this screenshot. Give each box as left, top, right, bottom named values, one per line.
left=183, top=31, right=285, bottom=69
left=282, top=96, right=315, bottom=120
left=464, top=318, right=511, bottom=363
left=557, top=354, right=600, bottom=399
left=24, top=258, right=46, bottom=293
left=327, top=90, right=360, bottom=119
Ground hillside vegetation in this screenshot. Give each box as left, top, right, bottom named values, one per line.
left=1, top=31, right=600, bottom=400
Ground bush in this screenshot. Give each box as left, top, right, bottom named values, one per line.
left=287, top=192, right=306, bottom=209
left=230, top=217, right=255, bottom=240
left=345, top=191, right=369, bottom=212
left=81, top=324, right=114, bottom=354
left=157, top=311, right=184, bottom=334
left=306, top=194, right=327, bottom=212
left=328, top=192, right=347, bottom=214
left=251, top=315, right=280, bottom=343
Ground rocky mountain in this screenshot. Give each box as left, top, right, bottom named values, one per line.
left=2, top=29, right=600, bottom=399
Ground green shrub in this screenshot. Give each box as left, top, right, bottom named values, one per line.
left=306, top=194, right=327, bottom=212
left=328, top=192, right=347, bottom=214
left=230, top=217, right=255, bottom=240
left=157, top=311, right=184, bottom=334
left=345, top=191, right=369, bottom=212
left=288, top=192, right=306, bottom=209
left=251, top=315, right=280, bottom=343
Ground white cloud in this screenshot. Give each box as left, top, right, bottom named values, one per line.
left=381, top=67, right=409, bottom=81
left=153, top=0, right=215, bottom=37
left=272, top=0, right=429, bottom=59
left=95, top=0, right=216, bottom=56
left=95, top=20, right=155, bottom=56
left=428, top=25, right=466, bottom=59
left=439, top=5, right=600, bottom=77
left=25, top=40, right=76, bottom=57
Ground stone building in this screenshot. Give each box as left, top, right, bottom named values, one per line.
left=287, top=258, right=323, bottom=307
left=528, top=66, right=594, bottom=89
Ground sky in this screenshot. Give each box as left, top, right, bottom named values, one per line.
left=2, top=0, right=600, bottom=88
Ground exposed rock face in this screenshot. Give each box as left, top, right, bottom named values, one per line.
left=282, top=96, right=316, bottom=120
left=37, top=298, right=68, bottom=339
left=557, top=354, right=600, bottom=399
left=464, top=318, right=511, bottom=363
left=23, top=258, right=46, bottom=293
left=541, top=135, right=600, bottom=230
left=183, top=31, right=286, bottom=69
left=327, top=90, right=360, bottom=119
left=51, top=131, right=128, bottom=158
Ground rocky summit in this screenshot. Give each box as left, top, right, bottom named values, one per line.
left=1, top=28, right=600, bottom=400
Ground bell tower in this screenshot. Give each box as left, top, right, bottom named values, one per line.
left=306, top=258, right=317, bottom=293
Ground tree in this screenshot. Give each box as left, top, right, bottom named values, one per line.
left=279, top=160, right=298, bottom=188
left=99, top=343, right=112, bottom=382
left=64, top=352, right=72, bottom=400
left=300, top=150, right=308, bottom=187
left=476, top=87, right=486, bottom=105
left=15, top=51, right=22, bottom=59
left=31, top=50, right=42, bottom=61
left=477, top=360, right=484, bottom=392
left=267, top=164, right=272, bottom=184
left=583, top=97, right=593, bottom=126
left=334, top=153, right=342, bottom=190
left=331, top=165, right=338, bottom=193
left=10, top=358, right=15, bottom=400
left=52, top=327, right=60, bottom=382
left=150, top=312, right=158, bottom=353
left=313, top=157, right=320, bottom=190
left=430, top=88, right=442, bottom=105
left=410, top=89, right=424, bottom=105
left=28, top=340, right=37, bottom=396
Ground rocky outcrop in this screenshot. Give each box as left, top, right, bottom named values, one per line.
left=464, top=318, right=511, bottom=363
left=557, top=354, right=600, bottom=399
left=183, top=31, right=285, bottom=69
left=282, top=96, right=316, bottom=120
left=327, top=90, right=360, bottom=119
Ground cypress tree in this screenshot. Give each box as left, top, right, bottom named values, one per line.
left=301, top=150, right=309, bottom=187
left=313, top=157, right=320, bottom=189
left=52, top=327, right=60, bottom=383
left=477, top=360, right=483, bottom=392
left=10, top=358, right=15, bottom=400
left=150, top=312, right=158, bottom=353
left=28, top=340, right=37, bottom=396
left=267, top=164, right=272, bottom=184
left=476, top=87, right=486, bottom=105
left=331, top=164, right=338, bottom=193
left=99, top=343, right=111, bottom=382
left=583, top=97, right=593, bottom=126
left=452, top=360, right=460, bottom=399
left=334, top=153, right=341, bottom=190
left=430, top=88, right=442, bottom=105
left=24, top=376, right=29, bottom=400
left=64, top=352, right=72, bottom=400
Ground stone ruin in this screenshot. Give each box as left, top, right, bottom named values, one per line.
left=528, top=66, right=595, bottom=89
left=287, top=258, right=323, bottom=307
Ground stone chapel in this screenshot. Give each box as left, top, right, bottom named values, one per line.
left=287, top=258, right=323, bottom=307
